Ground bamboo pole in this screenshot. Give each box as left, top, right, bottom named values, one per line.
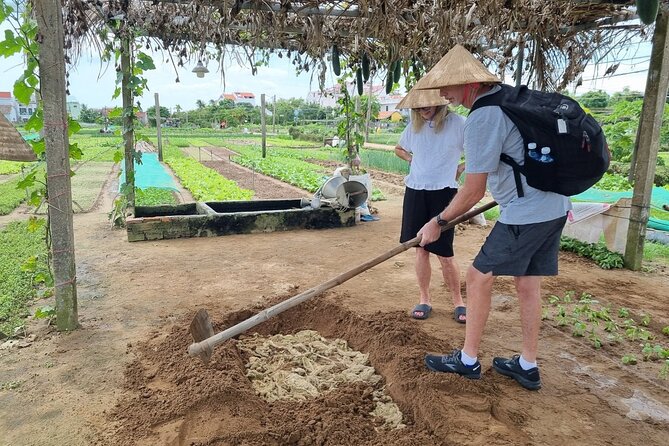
left=261, top=93, right=267, bottom=158
left=155, top=93, right=163, bottom=161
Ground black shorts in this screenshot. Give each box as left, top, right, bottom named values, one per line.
left=400, top=186, right=458, bottom=257
left=473, top=215, right=568, bottom=276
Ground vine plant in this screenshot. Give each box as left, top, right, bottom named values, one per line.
left=335, top=75, right=365, bottom=172
left=96, top=18, right=155, bottom=227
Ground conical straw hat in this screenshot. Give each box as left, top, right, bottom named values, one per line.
left=0, top=113, right=36, bottom=161
left=414, top=44, right=500, bottom=90
left=396, top=88, right=448, bottom=109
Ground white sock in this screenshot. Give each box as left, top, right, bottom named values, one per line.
left=460, top=350, right=478, bottom=366
left=519, top=355, right=537, bottom=370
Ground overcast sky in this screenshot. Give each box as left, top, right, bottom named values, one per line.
left=0, top=33, right=654, bottom=111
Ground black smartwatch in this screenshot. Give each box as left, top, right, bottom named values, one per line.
left=434, top=213, right=449, bottom=227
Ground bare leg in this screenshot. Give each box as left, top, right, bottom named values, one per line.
left=514, top=275, right=542, bottom=362
left=415, top=247, right=432, bottom=309
left=462, top=266, right=494, bottom=358
left=437, top=255, right=464, bottom=309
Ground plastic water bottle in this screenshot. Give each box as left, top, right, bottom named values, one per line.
left=540, top=147, right=554, bottom=163
left=528, top=142, right=540, bottom=160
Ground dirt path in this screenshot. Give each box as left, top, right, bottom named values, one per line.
left=0, top=161, right=668, bottom=446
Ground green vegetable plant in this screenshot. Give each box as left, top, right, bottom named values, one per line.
left=622, top=354, right=638, bottom=365
left=543, top=289, right=668, bottom=378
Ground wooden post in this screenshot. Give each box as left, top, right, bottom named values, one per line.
left=35, top=0, right=78, bottom=331
left=272, top=95, right=276, bottom=134
left=624, top=6, right=669, bottom=270
left=261, top=94, right=267, bottom=158
left=120, top=33, right=135, bottom=212
left=365, top=77, right=372, bottom=142
left=516, top=38, right=525, bottom=87
left=155, top=93, right=163, bottom=161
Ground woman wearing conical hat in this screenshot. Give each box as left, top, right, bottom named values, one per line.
left=415, top=45, right=571, bottom=390
left=395, top=88, right=467, bottom=323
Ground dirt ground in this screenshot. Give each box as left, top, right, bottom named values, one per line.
left=1, top=151, right=668, bottom=446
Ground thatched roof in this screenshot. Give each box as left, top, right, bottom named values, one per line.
left=0, top=113, right=36, bottom=162
left=62, top=1, right=645, bottom=91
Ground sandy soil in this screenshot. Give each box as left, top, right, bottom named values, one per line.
left=0, top=155, right=668, bottom=446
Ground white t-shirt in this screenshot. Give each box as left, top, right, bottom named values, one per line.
left=465, top=86, right=571, bottom=224
left=398, top=112, right=465, bottom=190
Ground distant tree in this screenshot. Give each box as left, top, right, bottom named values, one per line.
left=79, top=104, right=101, bottom=123
left=609, top=87, right=643, bottom=105
left=195, top=99, right=206, bottom=109
left=578, top=90, right=609, bottom=109
left=146, top=105, right=171, bottom=127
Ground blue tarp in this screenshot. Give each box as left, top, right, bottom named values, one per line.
left=573, top=186, right=669, bottom=231
left=119, top=152, right=179, bottom=192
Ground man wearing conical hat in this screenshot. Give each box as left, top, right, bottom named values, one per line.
left=416, top=45, right=571, bottom=390
left=394, top=88, right=467, bottom=323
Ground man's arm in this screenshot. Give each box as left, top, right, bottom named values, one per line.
left=417, top=172, right=488, bottom=246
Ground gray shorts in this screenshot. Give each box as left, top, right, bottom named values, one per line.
left=473, top=215, right=567, bottom=276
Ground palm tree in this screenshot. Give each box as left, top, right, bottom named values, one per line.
left=196, top=99, right=205, bottom=109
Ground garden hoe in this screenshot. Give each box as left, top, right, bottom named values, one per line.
left=188, top=201, right=498, bottom=364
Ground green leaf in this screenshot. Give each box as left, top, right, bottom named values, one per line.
left=135, top=52, right=155, bottom=71
left=34, top=306, right=55, bottom=319
left=24, top=109, right=43, bottom=132
left=67, top=117, right=81, bottom=136
left=28, top=189, right=42, bottom=207
left=30, top=139, right=45, bottom=157
left=113, top=150, right=124, bottom=163
left=16, top=171, right=36, bottom=189
left=68, top=142, right=83, bottom=160
left=26, top=74, right=38, bottom=88
left=0, top=29, right=21, bottom=57
left=0, top=3, right=14, bottom=23
left=108, top=107, right=122, bottom=119
left=13, top=78, right=33, bottom=104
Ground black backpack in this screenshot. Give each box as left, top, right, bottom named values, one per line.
left=469, top=84, right=610, bottom=197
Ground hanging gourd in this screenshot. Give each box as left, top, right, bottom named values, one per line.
left=332, top=45, right=341, bottom=76
left=636, top=0, right=660, bottom=25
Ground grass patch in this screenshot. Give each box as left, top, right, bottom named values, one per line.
left=361, top=148, right=409, bottom=175
left=0, top=161, right=33, bottom=175
left=0, top=175, right=30, bottom=215
left=0, top=220, right=49, bottom=337
left=643, top=240, right=669, bottom=264
left=366, top=132, right=402, bottom=146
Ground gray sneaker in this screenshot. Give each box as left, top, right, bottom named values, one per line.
left=424, top=349, right=481, bottom=379
left=492, top=355, right=541, bottom=390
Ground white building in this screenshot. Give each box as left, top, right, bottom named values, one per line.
left=0, top=92, right=18, bottom=122
left=218, top=92, right=256, bottom=106
left=67, top=101, right=81, bottom=120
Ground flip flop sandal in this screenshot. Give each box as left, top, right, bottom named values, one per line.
left=411, top=303, right=432, bottom=320
left=454, top=306, right=467, bottom=324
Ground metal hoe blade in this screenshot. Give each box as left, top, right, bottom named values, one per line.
left=189, top=309, right=215, bottom=363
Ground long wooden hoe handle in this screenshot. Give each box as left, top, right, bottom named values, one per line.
left=187, top=201, right=498, bottom=360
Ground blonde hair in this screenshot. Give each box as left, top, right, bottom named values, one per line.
left=411, top=105, right=449, bottom=133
